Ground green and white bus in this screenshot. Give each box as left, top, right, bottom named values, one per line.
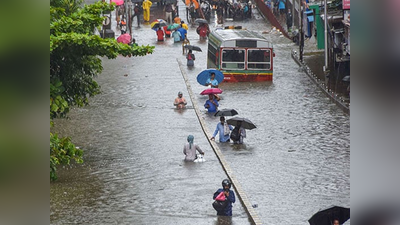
left=207, top=28, right=274, bottom=82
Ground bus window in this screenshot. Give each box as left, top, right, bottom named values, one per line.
left=207, top=43, right=218, bottom=68
left=247, top=49, right=271, bottom=70
left=221, top=49, right=245, bottom=70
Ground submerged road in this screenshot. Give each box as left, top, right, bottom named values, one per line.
left=50, top=1, right=350, bottom=224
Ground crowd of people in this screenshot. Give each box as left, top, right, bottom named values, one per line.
left=174, top=70, right=247, bottom=146
left=114, top=0, right=213, bottom=44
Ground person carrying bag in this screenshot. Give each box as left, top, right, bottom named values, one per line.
left=212, top=179, right=236, bottom=216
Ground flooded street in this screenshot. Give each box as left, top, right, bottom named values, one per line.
left=50, top=1, right=350, bottom=224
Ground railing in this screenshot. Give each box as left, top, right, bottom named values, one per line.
left=253, top=0, right=291, bottom=39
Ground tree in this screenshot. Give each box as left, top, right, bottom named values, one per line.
left=50, top=0, right=154, bottom=181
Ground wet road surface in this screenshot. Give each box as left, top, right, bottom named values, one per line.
left=50, top=1, right=350, bottom=224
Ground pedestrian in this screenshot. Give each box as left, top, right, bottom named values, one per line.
left=181, top=20, right=189, bottom=30
left=213, top=179, right=236, bottom=216
left=204, top=94, right=219, bottom=113
left=278, top=0, right=286, bottom=20
left=216, top=2, right=224, bottom=24
left=177, top=27, right=187, bottom=41
left=332, top=218, right=340, bottom=225
left=156, top=27, right=164, bottom=41
left=131, top=4, right=142, bottom=27
left=174, top=16, right=181, bottom=24
left=230, top=121, right=246, bottom=144
left=197, top=23, right=210, bottom=40
left=286, top=8, right=293, bottom=32
left=172, top=29, right=182, bottom=42
left=183, top=135, right=204, bottom=161
left=174, top=91, right=187, bottom=109
left=210, top=116, right=232, bottom=142
left=120, top=19, right=127, bottom=34
left=163, top=25, right=171, bottom=38
left=172, top=3, right=178, bottom=18
left=205, top=72, right=219, bottom=88
left=129, top=38, right=138, bottom=47
left=142, top=0, right=152, bottom=22
left=164, top=3, right=174, bottom=24
left=186, top=50, right=195, bottom=66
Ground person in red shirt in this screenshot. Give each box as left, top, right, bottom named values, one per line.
left=156, top=27, right=164, bottom=41
left=197, top=23, right=210, bottom=40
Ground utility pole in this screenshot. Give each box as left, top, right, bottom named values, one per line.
left=292, top=0, right=294, bottom=31
left=299, top=0, right=303, bottom=62
left=323, top=0, right=328, bottom=75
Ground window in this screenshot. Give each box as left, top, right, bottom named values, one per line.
left=207, top=43, right=217, bottom=67
left=221, top=49, right=245, bottom=70
left=247, top=49, right=271, bottom=70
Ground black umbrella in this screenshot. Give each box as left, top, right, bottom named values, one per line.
left=308, top=206, right=350, bottom=225
left=214, top=109, right=238, bottom=117
left=226, top=117, right=256, bottom=130
left=195, top=18, right=208, bottom=24
left=184, top=45, right=202, bottom=52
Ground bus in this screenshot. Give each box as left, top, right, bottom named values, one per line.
left=207, top=28, right=274, bottom=82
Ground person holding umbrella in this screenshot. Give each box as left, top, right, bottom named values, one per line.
left=204, top=94, right=219, bottom=113
left=205, top=72, right=219, bottom=88
left=156, top=27, right=164, bottom=41
left=196, top=22, right=210, bottom=40
left=230, top=121, right=246, bottom=144
left=186, top=50, right=195, bottom=66
left=210, top=116, right=233, bottom=143
left=332, top=219, right=340, bottom=225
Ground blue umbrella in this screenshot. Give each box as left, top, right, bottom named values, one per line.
left=196, top=69, right=224, bottom=86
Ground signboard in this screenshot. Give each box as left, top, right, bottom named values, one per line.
left=343, top=0, right=350, bottom=9
left=102, top=11, right=111, bottom=30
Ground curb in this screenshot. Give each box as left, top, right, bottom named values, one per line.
left=177, top=59, right=263, bottom=225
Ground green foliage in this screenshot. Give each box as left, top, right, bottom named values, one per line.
left=50, top=0, right=154, bottom=181
left=50, top=133, right=83, bottom=181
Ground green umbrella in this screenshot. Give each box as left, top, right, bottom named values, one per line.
left=167, top=23, right=181, bottom=31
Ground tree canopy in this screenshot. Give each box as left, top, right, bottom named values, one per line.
left=50, top=0, right=154, bottom=181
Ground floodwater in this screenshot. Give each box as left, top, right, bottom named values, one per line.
left=50, top=1, right=350, bottom=224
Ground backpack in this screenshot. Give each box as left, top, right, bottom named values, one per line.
left=230, top=127, right=240, bottom=142
left=187, top=53, right=192, bottom=60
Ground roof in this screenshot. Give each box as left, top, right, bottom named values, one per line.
left=212, top=29, right=268, bottom=41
